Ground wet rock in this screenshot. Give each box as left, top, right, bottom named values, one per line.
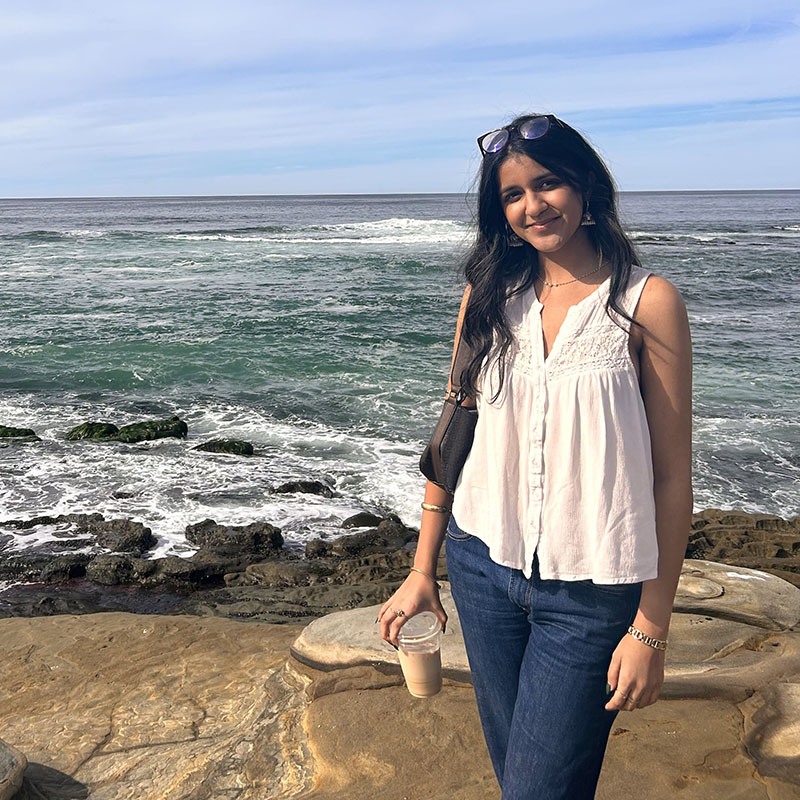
left=65, top=421, right=119, bottom=440
left=184, top=526, right=444, bottom=626
left=305, top=539, right=329, bottom=559
left=330, top=548, right=417, bottom=583
left=0, top=552, right=82, bottom=583
left=85, top=554, right=140, bottom=585
left=192, top=438, right=254, bottom=455
left=82, top=552, right=258, bottom=590
left=88, top=518, right=156, bottom=554
left=0, top=515, right=155, bottom=583
left=244, top=560, right=336, bottom=587
left=178, top=581, right=404, bottom=625
left=39, top=554, right=92, bottom=582
left=327, top=518, right=417, bottom=557
left=341, top=512, right=384, bottom=529
left=116, top=414, right=188, bottom=443
left=184, top=551, right=273, bottom=585
left=273, top=479, right=336, bottom=498
left=184, top=519, right=283, bottom=555
left=0, top=580, right=186, bottom=619
left=0, top=425, right=37, bottom=438
left=0, top=512, right=105, bottom=531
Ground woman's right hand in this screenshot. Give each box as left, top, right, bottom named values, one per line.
left=377, top=571, right=448, bottom=648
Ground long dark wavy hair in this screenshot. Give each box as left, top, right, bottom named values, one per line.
left=460, top=113, right=644, bottom=403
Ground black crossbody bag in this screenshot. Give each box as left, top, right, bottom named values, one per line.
left=419, top=285, right=478, bottom=493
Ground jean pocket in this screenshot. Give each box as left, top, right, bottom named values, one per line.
left=586, top=580, right=641, bottom=597
left=446, top=517, right=474, bottom=541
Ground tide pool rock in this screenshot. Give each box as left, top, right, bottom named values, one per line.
left=185, top=518, right=283, bottom=555
left=687, top=508, right=800, bottom=588
left=272, top=480, right=335, bottom=498
left=291, top=585, right=470, bottom=682
left=0, top=425, right=37, bottom=438
left=675, top=559, right=800, bottom=630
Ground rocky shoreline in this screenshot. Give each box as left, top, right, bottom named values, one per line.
left=4, top=414, right=798, bottom=621
left=0, top=507, right=429, bottom=624
left=1, top=505, right=798, bottom=625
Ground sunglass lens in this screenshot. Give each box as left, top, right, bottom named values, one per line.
left=518, top=117, right=551, bottom=140
left=480, top=129, right=509, bottom=154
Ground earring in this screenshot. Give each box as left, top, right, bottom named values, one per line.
left=506, top=224, right=525, bottom=247
left=580, top=201, right=595, bottom=226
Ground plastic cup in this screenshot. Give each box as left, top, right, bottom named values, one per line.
left=397, top=611, right=442, bottom=698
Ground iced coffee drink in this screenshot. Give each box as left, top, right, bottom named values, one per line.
left=397, top=611, right=442, bottom=698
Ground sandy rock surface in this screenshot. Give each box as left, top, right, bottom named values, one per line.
left=0, top=739, right=26, bottom=800
left=0, top=614, right=310, bottom=799
left=3, top=509, right=800, bottom=798
left=3, top=575, right=800, bottom=798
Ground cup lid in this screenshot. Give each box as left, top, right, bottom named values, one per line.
left=397, top=611, right=441, bottom=643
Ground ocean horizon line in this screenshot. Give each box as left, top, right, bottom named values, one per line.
left=2, top=188, right=799, bottom=202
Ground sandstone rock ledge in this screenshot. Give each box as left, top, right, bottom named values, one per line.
left=0, top=612, right=498, bottom=800
left=3, top=559, right=800, bottom=799
left=0, top=614, right=312, bottom=799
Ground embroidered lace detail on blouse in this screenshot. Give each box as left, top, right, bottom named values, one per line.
left=543, top=322, right=631, bottom=382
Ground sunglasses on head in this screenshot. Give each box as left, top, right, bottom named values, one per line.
left=477, top=114, right=561, bottom=157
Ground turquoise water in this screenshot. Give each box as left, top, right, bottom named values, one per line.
left=0, top=192, right=798, bottom=562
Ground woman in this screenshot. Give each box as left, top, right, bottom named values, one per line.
left=378, top=113, right=693, bottom=799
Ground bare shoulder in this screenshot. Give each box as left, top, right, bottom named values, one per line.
left=637, top=274, right=688, bottom=324
left=628, top=273, right=691, bottom=368
left=633, top=273, right=692, bottom=374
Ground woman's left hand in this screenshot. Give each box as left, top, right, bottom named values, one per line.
left=604, top=632, right=666, bottom=711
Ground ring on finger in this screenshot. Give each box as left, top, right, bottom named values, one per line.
left=393, top=608, right=406, bottom=618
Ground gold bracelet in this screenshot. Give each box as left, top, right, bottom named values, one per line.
left=627, top=625, right=667, bottom=651
left=421, top=502, right=451, bottom=514
left=409, top=567, right=441, bottom=589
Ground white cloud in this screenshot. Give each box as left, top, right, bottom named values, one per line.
left=0, top=1, right=797, bottom=194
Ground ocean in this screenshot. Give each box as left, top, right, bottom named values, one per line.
left=1, top=192, right=798, bottom=572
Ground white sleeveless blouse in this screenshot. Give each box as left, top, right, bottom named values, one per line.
left=451, top=264, right=659, bottom=584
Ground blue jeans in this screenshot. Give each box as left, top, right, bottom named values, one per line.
left=445, top=514, right=642, bottom=800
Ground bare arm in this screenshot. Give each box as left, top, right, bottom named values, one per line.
left=414, top=283, right=475, bottom=576
left=634, top=275, right=694, bottom=639
left=606, top=274, right=693, bottom=710
left=378, top=284, right=473, bottom=645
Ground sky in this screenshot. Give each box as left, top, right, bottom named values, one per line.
left=1, top=1, right=799, bottom=196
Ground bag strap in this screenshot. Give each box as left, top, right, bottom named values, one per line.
left=446, top=284, right=473, bottom=400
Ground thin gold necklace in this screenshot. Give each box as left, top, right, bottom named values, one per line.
left=537, top=250, right=606, bottom=287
